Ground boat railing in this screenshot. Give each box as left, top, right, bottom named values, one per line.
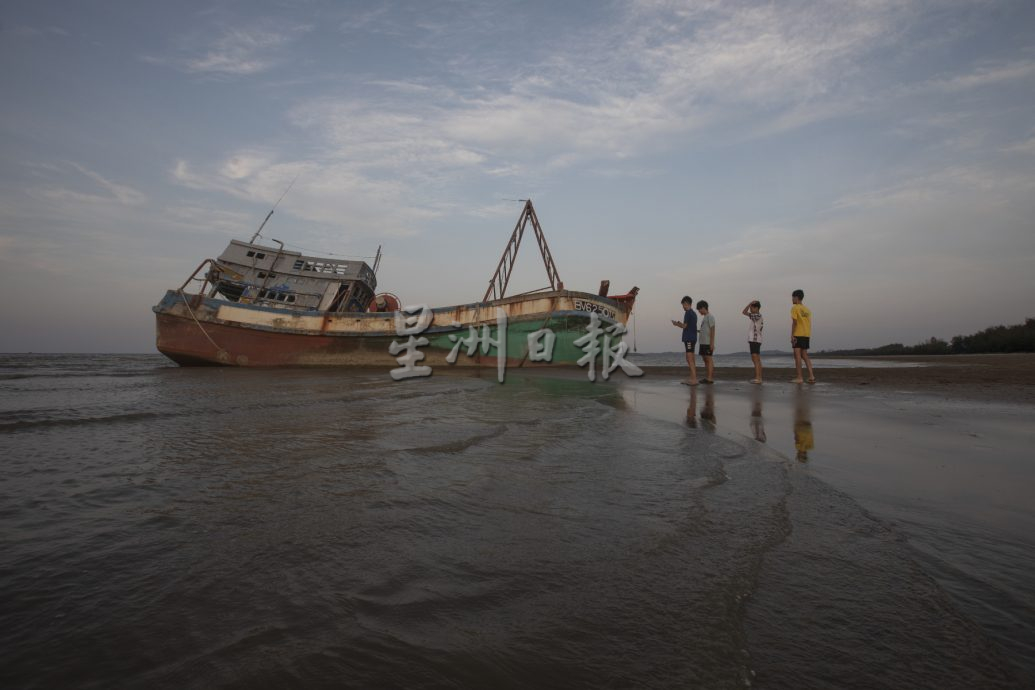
left=177, top=259, right=241, bottom=306
left=500, top=286, right=561, bottom=300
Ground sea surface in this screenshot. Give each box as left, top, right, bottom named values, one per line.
left=1, top=354, right=1030, bottom=689
left=625, top=351, right=926, bottom=368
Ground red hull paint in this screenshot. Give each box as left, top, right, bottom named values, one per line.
left=157, top=313, right=397, bottom=367
left=156, top=313, right=585, bottom=369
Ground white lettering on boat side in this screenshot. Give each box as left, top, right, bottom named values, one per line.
left=573, top=299, right=616, bottom=320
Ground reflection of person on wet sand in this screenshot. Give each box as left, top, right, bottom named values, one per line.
left=750, top=387, right=766, bottom=443
left=793, top=390, right=814, bottom=462
left=700, top=387, right=716, bottom=429
left=685, top=387, right=698, bottom=429
left=685, top=387, right=715, bottom=430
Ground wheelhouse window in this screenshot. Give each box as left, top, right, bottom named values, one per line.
left=293, top=258, right=350, bottom=274
left=258, top=289, right=297, bottom=303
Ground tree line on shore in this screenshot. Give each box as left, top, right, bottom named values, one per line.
left=822, top=318, right=1035, bottom=356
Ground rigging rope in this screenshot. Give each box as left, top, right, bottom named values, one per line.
left=178, top=290, right=224, bottom=354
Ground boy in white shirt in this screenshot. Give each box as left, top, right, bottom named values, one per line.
left=696, top=300, right=716, bottom=384
left=742, top=300, right=764, bottom=384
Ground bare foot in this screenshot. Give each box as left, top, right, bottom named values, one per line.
left=750, top=379, right=762, bottom=384
left=789, top=378, right=804, bottom=384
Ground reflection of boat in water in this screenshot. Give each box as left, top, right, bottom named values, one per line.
left=153, top=200, right=639, bottom=367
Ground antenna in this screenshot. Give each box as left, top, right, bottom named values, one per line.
left=250, top=173, right=299, bottom=243
left=373, top=245, right=383, bottom=274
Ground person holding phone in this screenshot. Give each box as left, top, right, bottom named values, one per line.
left=671, top=295, right=698, bottom=386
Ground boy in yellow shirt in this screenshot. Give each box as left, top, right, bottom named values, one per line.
left=790, top=289, right=816, bottom=384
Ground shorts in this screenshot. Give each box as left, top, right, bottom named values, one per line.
left=748, top=341, right=761, bottom=355
left=684, top=341, right=696, bottom=353
left=793, top=336, right=811, bottom=350
left=698, top=343, right=713, bottom=356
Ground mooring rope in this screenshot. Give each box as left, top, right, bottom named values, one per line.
left=178, top=290, right=224, bottom=353
left=632, top=310, right=637, bottom=352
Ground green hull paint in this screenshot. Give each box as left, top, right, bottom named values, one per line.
left=423, top=313, right=629, bottom=367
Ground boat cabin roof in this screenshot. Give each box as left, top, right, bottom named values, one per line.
left=217, top=239, right=377, bottom=289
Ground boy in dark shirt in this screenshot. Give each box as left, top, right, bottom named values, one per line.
left=671, top=296, right=698, bottom=385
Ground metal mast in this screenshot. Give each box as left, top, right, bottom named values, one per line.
left=249, top=175, right=298, bottom=244
left=483, top=199, right=563, bottom=302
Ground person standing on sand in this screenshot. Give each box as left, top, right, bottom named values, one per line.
left=742, top=300, right=764, bottom=384
left=697, top=300, right=716, bottom=384
left=671, top=296, right=698, bottom=385
left=790, top=289, right=816, bottom=384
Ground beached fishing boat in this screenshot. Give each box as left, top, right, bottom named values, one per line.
left=153, top=200, right=639, bottom=369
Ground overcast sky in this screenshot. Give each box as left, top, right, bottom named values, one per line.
left=2, top=0, right=1033, bottom=354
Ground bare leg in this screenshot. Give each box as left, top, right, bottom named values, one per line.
left=751, top=353, right=762, bottom=382
left=792, top=348, right=804, bottom=383
left=704, top=355, right=714, bottom=382
left=802, top=350, right=815, bottom=382
left=684, top=351, right=698, bottom=384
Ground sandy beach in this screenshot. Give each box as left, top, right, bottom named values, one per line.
left=642, top=352, right=1035, bottom=404
left=614, top=358, right=1035, bottom=680
left=2, top=354, right=1033, bottom=686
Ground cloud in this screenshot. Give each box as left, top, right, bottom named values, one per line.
left=161, top=205, right=257, bottom=237
left=831, top=164, right=1035, bottom=212
left=22, top=162, right=146, bottom=210
left=276, top=0, right=927, bottom=180
left=67, top=163, right=147, bottom=206
left=338, top=6, right=398, bottom=36
left=186, top=27, right=288, bottom=74
left=10, top=25, right=69, bottom=38
left=171, top=153, right=428, bottom=239
left=220, top=152, right=275, bottom=180
left=439, top=90, right=683, bottom=161
left=1005, top=135, right=1035, bottom=155
left=0, top=232, right=67, bottom=274
left=150, top=24, right=312, bottom=76
left=926, top=59, right=1035, bottom=93
left=168, top=0, right=1035, bottom=284
left=640, top=225, right=1027, bottom=351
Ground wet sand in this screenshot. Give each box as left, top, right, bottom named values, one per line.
left=614, top=367, right=1035, bottom=681
left=643, top=352, right=1035, bottom=404
left=4, top=355, right=1031, bottom=686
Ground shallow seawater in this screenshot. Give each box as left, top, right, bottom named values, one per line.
left=0, top=355, right=1027, bottom=688
left=622, top=379, right=1035, bottom=679
left=626, top=352, right=928, bottom=368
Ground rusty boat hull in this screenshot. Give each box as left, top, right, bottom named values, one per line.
left=154, top=289, right=634, bottom=368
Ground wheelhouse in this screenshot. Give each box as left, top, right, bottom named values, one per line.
left=205, top=240, right=378, bottom=313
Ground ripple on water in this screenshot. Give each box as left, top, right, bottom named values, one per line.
left=0, top=362, right=1028, bottom=688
